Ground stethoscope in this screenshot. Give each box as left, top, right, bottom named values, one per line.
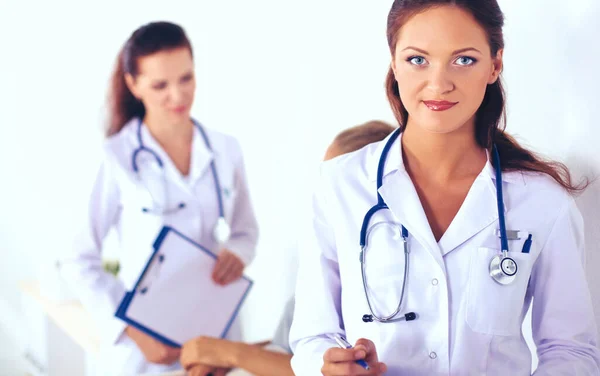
left=359, top=129, right=516, bottom=324
left=131, top=118, right=231, bottom=245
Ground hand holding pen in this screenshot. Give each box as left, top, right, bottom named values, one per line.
left=321, top=334, right=387, bottom=375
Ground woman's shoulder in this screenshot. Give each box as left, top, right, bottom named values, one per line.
left=103, top=118, right=138, bottom=151
left=519, top=170, right=573, bottom=204
left=509, top=170, right=580, bottom=229
left=321, top=139, right=384, bottom=184
left=198, top=123, right=243, bottom=160
left=97, top=118, right=139, bottom=174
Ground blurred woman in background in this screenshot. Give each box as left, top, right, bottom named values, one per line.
left=61, top=21, right=259, bottom=375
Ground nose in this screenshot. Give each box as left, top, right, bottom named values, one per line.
left=427, top=65, right=454, bottom=95
left=168, top=85, right=186, bottom=104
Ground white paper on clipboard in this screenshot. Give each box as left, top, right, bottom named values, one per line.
left=120, top=226, right=253, bottom=346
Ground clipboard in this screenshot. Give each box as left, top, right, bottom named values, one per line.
left=115, top=226, right=253, bottom=348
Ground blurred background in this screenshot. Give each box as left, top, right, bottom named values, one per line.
left=0, top=0, right=598, bottom=374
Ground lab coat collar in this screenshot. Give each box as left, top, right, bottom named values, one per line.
left=366, top=130, right=405, bottom=183
left=378, top=167, right=501, bottom=268
left=373, top=132, right=525, bottom=263
left=188, top=121, right=215, bottom=188
left=482, top=149, right=526, bottom=186
left=367, top=131, right=525, bottom=187
left=133, top=118, right=214, bottom=193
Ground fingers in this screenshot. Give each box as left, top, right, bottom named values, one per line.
left=212, top=251, right=244, bottom=285
left=324, top=348, right=365, bottom=363
left=218, top=257, right=236, bottom=285
left=354, top=338, right=379, bottom=363
left=181, top=337, right=210, bottom=369
left=321, top=361, right=385, bottom=376
left=180, top=342, right=198, bottom=369
left=221, top=259, right=243, bottom=285
left=322, top=340, right=386, bottom=376
left=187, top=365, right=215, bottom=376
left=212, top=369, right=229, bottom=376
left=211, top=254, right=230, bottom=284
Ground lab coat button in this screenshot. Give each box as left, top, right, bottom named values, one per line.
left=431, top=278, right=439, bottom=286
left=429, top=351, right=437, bottom=359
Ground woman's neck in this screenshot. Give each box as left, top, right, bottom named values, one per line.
left=401, top=119, right=486, bottom=183
left=143, top=112, right=194, bottom=146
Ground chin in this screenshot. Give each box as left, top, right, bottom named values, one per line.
left=168, top=111, right=191, bottom=121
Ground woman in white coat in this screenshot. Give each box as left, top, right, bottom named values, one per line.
left=289, top=1, right=600, bottom=375
left=60, top=21, right=258, bottom=375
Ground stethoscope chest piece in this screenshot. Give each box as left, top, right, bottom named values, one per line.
left=489, top=254, right=518, bottom=285
left=213, top=217, right=231, bottom=245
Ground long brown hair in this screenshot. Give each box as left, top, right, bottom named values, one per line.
left=106, top=21, right=193, bottom=137
left=385, top=0, right=587, bottom=194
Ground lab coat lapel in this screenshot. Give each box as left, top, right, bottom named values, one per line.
left=378, top=170, right=447, bottom=273
left=437, top=172, right=500, bottom=256
left=367, top=131, right=446, bottom=273
left=137, top=123, right=211, bottom=198
left=188, top=128, right=214, bottom=190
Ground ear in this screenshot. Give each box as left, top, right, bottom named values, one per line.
left=124, top=73, right=141, bottom=99
left=391, top=56, right=399, bottom=82
left=488, top=49, right=503, bottom=84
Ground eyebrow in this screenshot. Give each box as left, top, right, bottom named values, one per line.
left=401, top=46, right=482, bottom=55
left=149, top=71, right=193, bottom=84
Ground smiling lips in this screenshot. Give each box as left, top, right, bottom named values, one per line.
left=423, top=100, right=458, bottom=111
left=172, top=105, right=187, bottom=113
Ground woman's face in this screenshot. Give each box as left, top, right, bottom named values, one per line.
left=391, top=5, right=503, bottom=135
left=126, top=46, right=196, bottom=123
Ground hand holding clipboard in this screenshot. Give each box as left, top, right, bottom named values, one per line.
left=115, top=226, right=253, bottom=348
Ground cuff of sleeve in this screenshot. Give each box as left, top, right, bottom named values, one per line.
left=291, top=337, right=338, bottom=376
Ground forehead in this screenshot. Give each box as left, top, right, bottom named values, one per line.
left=137, top=47, right=193, bottom=78
left=396, top=5, right=491, bottom=55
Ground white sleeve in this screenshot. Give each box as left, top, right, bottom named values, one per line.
left=271, top=297, right=296, bottom=354
left=531, top=198, right=600, bottom=374
left=223, top=140, right=259, bottom=266
left=289, top=165, right=343, bottom=375
left=60, top=153, right=128, bottom=346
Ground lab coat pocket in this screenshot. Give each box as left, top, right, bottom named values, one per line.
left=466, top=247, right=535, bottom=336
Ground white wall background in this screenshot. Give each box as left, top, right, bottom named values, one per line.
left=0, top=0, right=598, bottom=371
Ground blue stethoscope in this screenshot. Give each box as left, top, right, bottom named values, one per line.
left=360, top=129, right=516, bottom=324
left=131, top=118, right=231, bottom=245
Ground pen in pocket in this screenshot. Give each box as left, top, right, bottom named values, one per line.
left=521, top=234, right=532, bottom=253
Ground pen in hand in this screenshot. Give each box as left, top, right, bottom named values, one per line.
left=332, top=334, right=370, bottom=370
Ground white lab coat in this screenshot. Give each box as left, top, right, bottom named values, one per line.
left=61, top=118, right=259, bottom=375
left=289, top=132, right=600, bottom=375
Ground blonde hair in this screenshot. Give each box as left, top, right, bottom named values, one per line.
left=325, top=120, right=396, bottom=160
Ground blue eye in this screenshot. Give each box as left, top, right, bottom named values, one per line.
left=407, top=56, right=427, bottom=66
left=455, top=56, right=477, bottom=66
